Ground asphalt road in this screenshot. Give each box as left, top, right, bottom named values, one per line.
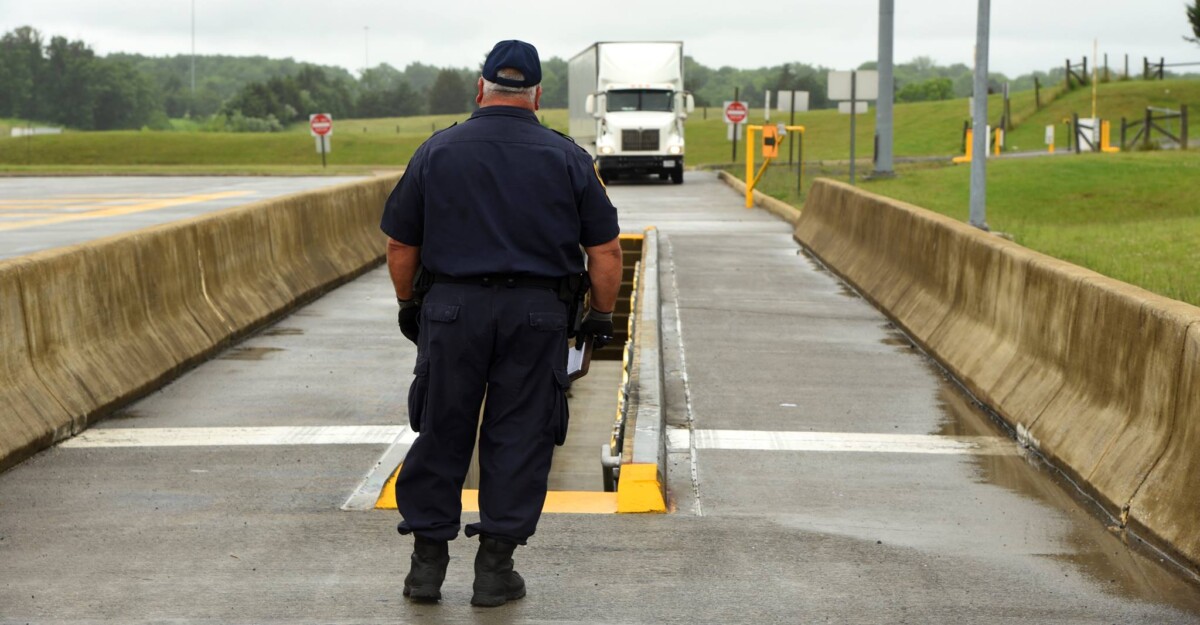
left=0, top=173, right=1197, bottom=623
left=0, top=176, right=364, bottom=260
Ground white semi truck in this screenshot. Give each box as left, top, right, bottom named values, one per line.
left=568, top=41, right=694, bottom=184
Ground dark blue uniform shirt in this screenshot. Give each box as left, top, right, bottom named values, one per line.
left=380, top=106, right=620, bottom=278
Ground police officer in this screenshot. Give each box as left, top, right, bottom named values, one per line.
left=380, top=40, right=622, bottom=607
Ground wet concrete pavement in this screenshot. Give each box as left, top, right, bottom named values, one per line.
left=1, top=173, right=1199, bottom=623
left=0, top=176, right=363, bottom=259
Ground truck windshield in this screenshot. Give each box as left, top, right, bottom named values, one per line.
left=606, top=90, right=674, bottom=113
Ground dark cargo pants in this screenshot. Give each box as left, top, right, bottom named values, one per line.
left=395, top=282, right=570, bottom=544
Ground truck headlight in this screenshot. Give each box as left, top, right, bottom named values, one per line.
left=667, top=144, right=682, bottom=155
left=599, top=145, right=614, bottom=155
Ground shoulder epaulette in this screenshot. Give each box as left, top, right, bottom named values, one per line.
left=429, top=121, right=458, bottom=137
left=550, top=128, right=577, bottom=144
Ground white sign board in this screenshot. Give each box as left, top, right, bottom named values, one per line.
left=1075, top=118, right=1100, bottom=152
left=838, top=102, right=869, bottom=114
left=776, top=91, right=810, bottom=113
left=1045, top=125, right=1055, bottom=145
left=828, top=70, right=879, bottom=101
left=315, top=136, right=332, bottom=153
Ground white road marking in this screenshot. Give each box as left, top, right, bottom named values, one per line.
left=59, top=425, right=409, bottom=448
left=668, top=429, right=1014, bottom=456
left=341, top=427, right=418, bottom=511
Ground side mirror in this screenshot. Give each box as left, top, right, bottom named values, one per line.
left=685, top=93, right=695, bottom=113
left=585, top=94, right=595, bottom=115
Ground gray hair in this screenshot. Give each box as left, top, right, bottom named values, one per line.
left=482, top=68, right=537, bottom=102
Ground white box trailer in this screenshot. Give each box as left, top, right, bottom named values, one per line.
left=568, top=41, right=694, bottom=184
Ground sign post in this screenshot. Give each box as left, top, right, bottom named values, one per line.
left=828, top=71, right=878, bottom=185
left=777, top=91, right=810, bottom=167
left=309, top=113, right=333, bottom=168
left=724, top=95, right=748, bottom=163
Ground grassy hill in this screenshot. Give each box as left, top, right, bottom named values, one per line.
left=742, top=150, right=1200, bottom=307
left=1004, top=79, right=1200, bottom=152
left=2, top=78, right=1197, bottom=171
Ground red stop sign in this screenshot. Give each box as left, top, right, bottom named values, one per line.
left=724, top=102, right=747, bottom=124
left=310, top=113, right=333, bottom=136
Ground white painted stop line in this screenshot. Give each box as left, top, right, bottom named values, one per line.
left=60, top=425, right=414, bottom=448
left=669, top=428, right=1014, bottom=456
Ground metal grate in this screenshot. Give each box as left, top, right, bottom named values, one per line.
left=620, top=129, right=660, bottom=151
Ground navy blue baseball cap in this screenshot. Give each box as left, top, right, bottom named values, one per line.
left=482, top=40, right=542, bottom=88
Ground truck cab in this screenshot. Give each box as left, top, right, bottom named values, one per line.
left=569, top=42, right=694, bottom=184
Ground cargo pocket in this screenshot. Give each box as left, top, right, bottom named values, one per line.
left=529, top=312, right=567, bottom=332
left=424, top=303, right=460, bottom=324
left=551, top=369, right=571, bottom=446
left=407, top=357, right=430, bottom=433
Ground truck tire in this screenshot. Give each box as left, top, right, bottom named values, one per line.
left=671, top=169, right=684, bottom=184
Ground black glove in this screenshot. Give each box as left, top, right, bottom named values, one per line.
left=397, top=299, right=420, bottom=345
left=578, top=308, right=614, bottom=349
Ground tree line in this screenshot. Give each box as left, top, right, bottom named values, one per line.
left=3, top=24, right=1194, bottom=132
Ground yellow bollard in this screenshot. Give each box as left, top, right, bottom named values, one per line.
left=1101, top=120, right=1121, bottom=153
left=953, top=129, right=973, bottom=164
left=745, top=125, right=758, bottom=208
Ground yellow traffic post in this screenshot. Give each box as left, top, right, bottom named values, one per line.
left=745, top=124, right=805, bottom=208
left=953, top=129, right=973, bottom=164
left=1101, top=120, right=1121, bottom=153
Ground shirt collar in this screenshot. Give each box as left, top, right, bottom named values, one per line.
left=470, top=106, right=540, bottom=122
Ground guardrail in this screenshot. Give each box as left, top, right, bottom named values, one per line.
left=0, top=175, right=396, bottom=472
left=794, top=179, right=1200, bottom=573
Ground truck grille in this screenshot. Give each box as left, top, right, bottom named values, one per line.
left=621, top=129, right=660, bottom=151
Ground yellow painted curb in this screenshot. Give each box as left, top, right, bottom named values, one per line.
left=615, top=463, right=667, bottom=513
left=375, top=465, right=619, bottom=514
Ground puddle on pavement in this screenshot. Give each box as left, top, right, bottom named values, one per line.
left=261, top=327, right=304, bottom=337
left=796, top=248, right=860, bottom=299
left=892, top=325, right=1200, bottom=613
left=219, top=346, right=283, bottom=361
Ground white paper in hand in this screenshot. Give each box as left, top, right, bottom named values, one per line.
left=567, top=340, right=593, bottom=381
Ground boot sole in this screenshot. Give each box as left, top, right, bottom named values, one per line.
left=403, top=586, right=442, bottom=602
left=470, top=588, right=526, bottom=607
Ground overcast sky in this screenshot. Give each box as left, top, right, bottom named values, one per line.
left=2, top=0, right=1197, bottom=78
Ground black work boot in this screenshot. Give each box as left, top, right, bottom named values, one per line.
left=470, top=536, right=526, bottom=607
left=403, top=536, right=449, bottom=602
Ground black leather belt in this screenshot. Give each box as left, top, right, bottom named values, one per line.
left=433, top=274, right=563, bottom=290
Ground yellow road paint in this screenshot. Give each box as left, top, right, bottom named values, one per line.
left=374, top=464, right=619, bottom=514
left=0, top=191, right=252, bottom=232
left=615, top=463, right=667, bottom=513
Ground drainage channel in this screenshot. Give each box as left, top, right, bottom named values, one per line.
left=376, top=231, right=665, bottom=513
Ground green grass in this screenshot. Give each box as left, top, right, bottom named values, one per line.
left=740, top=151, right=1200, bottom=306
left=0, top=130, right=428, bottom=167
left=686, top=87, right=1049, bottom=164
left=0, top=77, right=1194, bottom=174
left=0, top=164, right=388, bottom=176
left=1004, top=78, right=1200, bottom=152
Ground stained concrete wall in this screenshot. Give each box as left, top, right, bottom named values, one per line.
left=794, top=178, right=1200, bottom=571
left=0, top=175, right=396, bottom=472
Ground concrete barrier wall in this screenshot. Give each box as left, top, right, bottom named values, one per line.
left=0, top=175, right=396, bottom=472
left=795, top=178, right=1200, bottom=570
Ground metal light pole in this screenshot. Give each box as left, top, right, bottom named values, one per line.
left=190, top=0, right=196, bottom=98
left=364, top=26, right=370, bottom=73
left=969, top=0, right=991, bottom=231
left=875, top=0, right=895, bottom=177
